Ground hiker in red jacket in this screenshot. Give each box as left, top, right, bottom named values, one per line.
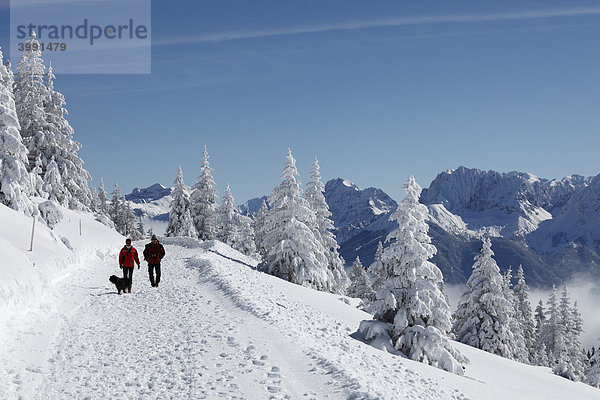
left=144, top=234, right=166, bottom=287
left=119, top=238, right=141, bottom=293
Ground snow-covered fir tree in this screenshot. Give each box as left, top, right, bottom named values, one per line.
left=217, top=184, right=237, bottom=242
left=305, top=157, right=348, bottom=294
left=190, top=144, right=218, bottom=240
left=258, top=149, right=334, bottom=292
left=43, top=156, right=69, bottom=206
left=43, top=62, right=92, bottom=210
left=367, top=176, right=464, bottom=374
left=230, top=213, right=257, bottom=256
left=109, top=183, right=126, bottom=234
left=537, top=285, right=562, bottom=366
left=587, top=346, right=600, bottom=388
left=96, top=178, right=109, bottom=215
left=166, top=166, right=197, bottom=238
left=553, top=286, right=585, bottom=381
left=514, top=265, right=536, bottom=362
left=123, top=201, right=143, bottom=240
left=30, top=154, right=45, bottom=197
left=502, top=268, right=528, bottom=363
left=452, top=238, right=516, bottom=359
left=347, top=256, right=375, bottom=307
left=369, top=240, right=386, bottom=291
left=0, top=46, right=35, bottom=215
left=14, top=32, right=47, bottom=171
left=215, top=183, right=257, bottom=256
left=253, top=200, right=269, bottom=256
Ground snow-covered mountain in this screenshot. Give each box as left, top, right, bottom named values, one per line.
left=125, top=183, right=172, bottom=203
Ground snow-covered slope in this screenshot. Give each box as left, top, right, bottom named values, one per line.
left=2, top=232, right=599, bottom=399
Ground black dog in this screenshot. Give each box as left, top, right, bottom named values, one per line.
left=109, top=275, right=127, bottom=294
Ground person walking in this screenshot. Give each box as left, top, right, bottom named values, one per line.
left=144, top=234, right=166, bottom=287
left=119, top=238, right=141, bottom=293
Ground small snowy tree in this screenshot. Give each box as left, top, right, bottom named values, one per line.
left=514, top=265, right=536, bottom=362
left=554, top=286, right=585, bottom=381
left=97, top=178, right=109, bottom=214
left=347, top=257, right=375, bottom=307
left=230, top=214, right=257, bottom=256
left=587, top=347, right=600, bottom=388
left=43, top=156, right=69, bottom=206
left=452, top=238, right=516, bottom=359
left=109, top=183, right=126, bottom=234
left=190, top=144, right=218, bottom=240
left=0, top=46, right=35, bottom=215
left=369, top=240, right=386, bottom=291
left=503, top=268, right=528, bottom=363
left=305, top=157, right=349, bottom=294
left=166, top=166, right=197, bottom=238
left=217, top=183, right=237, bottom=242
left=537, top=286, right=563, bottom=366
left=365, top=176, right=465, bottom=374
left=253, top=200, right=269, bottom=256
left=258, top=149, right=334, bottom=292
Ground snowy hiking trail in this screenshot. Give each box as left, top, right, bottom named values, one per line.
left=10, top=238, right=469, bottom=400
left=33, top=242, right=336, bottom=399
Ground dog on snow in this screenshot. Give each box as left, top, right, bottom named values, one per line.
left=109, top=275, right=127, bottom=294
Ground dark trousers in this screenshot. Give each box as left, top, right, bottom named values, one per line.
left=148, top=264, right=161, bottom=285
left=122, top=267, right=134, bottom=289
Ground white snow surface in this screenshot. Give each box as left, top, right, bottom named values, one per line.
left=1, top=204, right=600, bottom=399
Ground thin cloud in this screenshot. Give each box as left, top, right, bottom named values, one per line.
left=155, top=7, right=600, bottom=46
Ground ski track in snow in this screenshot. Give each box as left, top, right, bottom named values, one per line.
left=5, top=239, right=466, bottom=400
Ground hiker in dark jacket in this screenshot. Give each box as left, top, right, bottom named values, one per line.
left=119, top=238, right=141, bottom=293
left=144, top=234, right=166, bottom=287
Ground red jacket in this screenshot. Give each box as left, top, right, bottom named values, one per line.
left=119, top=246, right=140, bottom=267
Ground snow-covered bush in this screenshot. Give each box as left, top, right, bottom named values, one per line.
left=397, top=325, right=466, bottom=375
left=38, top=200, right=63, bottom=229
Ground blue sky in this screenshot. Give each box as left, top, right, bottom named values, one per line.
left=1, top=0, right=600, bottom=202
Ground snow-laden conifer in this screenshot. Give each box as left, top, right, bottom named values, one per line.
left=166, top=166, right=197, bottom=238
left=258, top=149, right=334, bottom=292
left=365, top=176, right=464, bottom=374
left=109, top=183, right=126, bottom=234
left=305, top=157, right=348, bottom=294
left=217, top=184, right=237, bottom=242
left=347, top=257, right=375, bottom=307
left=43, top=156, right=69, bottom=206
left=253, top=200, right=269, bottom=256
left=587, top=347, right=600, bottom=388
left=452, top=238, right=516, bottom=359
left=514, top=265, right=536, bottom=362
left=97, top=178, right=109, bottom=214
left=554, top=286, right=585, bottom=381
left=503, top=268, right=528, bottom=363
left=537, top=285, right=562, bottom=366
left=369, top=240, right=386, bottom=291
left=43, top=63, right=92, bottom=209
left=215, top=183, right=257, bottom=256
left=0, top=47, right=35, bottom=215
left=190, top=144, right=218, bottom=240
left=14, top=32, right=47, bottom=171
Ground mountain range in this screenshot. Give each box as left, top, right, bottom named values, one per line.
left=128, top=166, right=600, bottom=288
